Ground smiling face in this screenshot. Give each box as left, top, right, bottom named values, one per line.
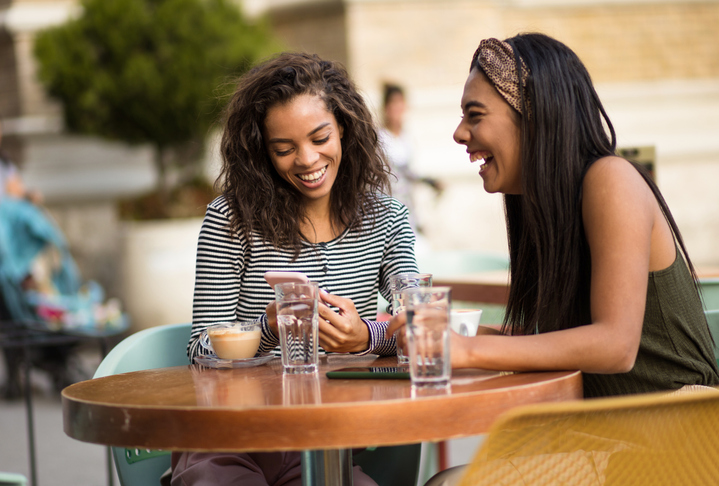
left=263, top=94, right=343, bottom=208
left=453, top=68, right=523, bottom=195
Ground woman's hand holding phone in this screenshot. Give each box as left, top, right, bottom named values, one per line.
left=263, top=271, right=371, bottom=352
left=317, top=290, right=370, bottom=353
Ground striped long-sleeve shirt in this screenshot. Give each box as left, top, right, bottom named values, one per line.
left=187, top=194, right=419, bottom=361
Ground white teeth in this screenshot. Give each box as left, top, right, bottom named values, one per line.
left=298, top=166, right=327, bottom=182
left=470, top=152, right=492, bottom=163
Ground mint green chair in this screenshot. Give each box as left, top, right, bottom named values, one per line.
left=700, top=278, right=719, bottom=311
left=93, top=323, right=192, bottom=486
left=0, top=472, right=28, bottom=486
left=415, top=250, right=509, bottom=277
left=417, top=249, right=509, bottom=323
left=705, top=310, right=719, bottom=368
left=354, top=445, right=421, bottom=486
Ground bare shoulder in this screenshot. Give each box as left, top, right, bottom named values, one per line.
left=582, top=157, right=657, bottom=239
left=584, top=155, right=645, bottom=184
left=583, top=156, right=653, bottom=204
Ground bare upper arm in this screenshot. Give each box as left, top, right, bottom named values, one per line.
left=581, top=157, right=673, bottom=360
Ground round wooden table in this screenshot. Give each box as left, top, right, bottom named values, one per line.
left=63, top=356, right=581, bottom=485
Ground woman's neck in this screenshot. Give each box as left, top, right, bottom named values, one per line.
left=300, top=201, right=343, bottom=244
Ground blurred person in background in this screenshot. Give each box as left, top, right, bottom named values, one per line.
left=378, top=83, right=443, bottom=243
left=0, top=122, right=42, bottom=204
left=0, top=121, right=123, bottom=397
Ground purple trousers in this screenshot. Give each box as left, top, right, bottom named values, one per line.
left=171, top=451, right=377, bottom=486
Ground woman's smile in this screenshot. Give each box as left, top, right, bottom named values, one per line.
left=297, top=165, right=328, bottom=185
left=469, top=150, right=494, bottom=175
left=454, top=69, right=522, bottom=195
left=263, top=93, right=343, bottom=205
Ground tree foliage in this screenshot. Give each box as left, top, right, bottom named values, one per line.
left=34, top=0, right=277, bottom=200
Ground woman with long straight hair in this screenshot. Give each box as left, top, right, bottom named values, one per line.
left=392, top=30, right=719, bottom=486
left=390, top=32, right=718, bottom=397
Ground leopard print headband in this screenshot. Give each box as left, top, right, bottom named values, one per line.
left=474, top=38, right=530, bottom=116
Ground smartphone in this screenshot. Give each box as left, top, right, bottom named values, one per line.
left=326, top=366, right=410, bottom=380
left=264, top=271, right=310, bottom=289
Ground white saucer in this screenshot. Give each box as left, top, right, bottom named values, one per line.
left=194, top=354, right=275, bottom=369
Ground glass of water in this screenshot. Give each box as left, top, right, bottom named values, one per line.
left=389, top=273, right=432, bottom=364
left=274, top=281, right=320, bottom=374
left=403, top=286, right=451, bottom=389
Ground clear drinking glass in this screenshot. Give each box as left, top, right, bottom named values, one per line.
left=389, top=273, right=432, bottom=364
left=274, top=281, right=320, bottom=374
left=403, top=286, right=452, bottom=389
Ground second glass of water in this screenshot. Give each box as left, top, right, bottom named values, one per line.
left=403, top=286, right=452, bottom=389
left=389, top=273, right=432, bottom=364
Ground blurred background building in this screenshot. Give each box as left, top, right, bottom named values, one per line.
left=1, top=0, right=719, bottom=330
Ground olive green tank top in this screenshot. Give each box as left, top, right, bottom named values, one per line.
left=583, top=252, right=719, bottom=398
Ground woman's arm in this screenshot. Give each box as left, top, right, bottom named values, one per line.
left=393, top=157, right=675, bottom=373
left=316, top=198, right=418, bottom=355
left=187, top=202, right=244, bottom=361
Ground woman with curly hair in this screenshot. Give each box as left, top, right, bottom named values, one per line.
left=172, top=52, right=417, bottom=485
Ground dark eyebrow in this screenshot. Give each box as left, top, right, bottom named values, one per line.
left=308, top=122, right=331, bottom=137
left=268, top=122, right=332, bottom=144
left=462, top=101, right=487, bottom=112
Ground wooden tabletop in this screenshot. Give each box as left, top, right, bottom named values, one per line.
left=63, top=356, right=582, bottom=453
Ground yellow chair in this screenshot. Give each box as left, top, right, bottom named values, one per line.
left=457, top=389, right=719, bottom=486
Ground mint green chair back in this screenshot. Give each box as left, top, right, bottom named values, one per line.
left=354, top=445, right=421, bottom=486
left=705, top=310, right=719, bottom=367
left=415, top=250, right=509, bottom=277
left=0, top=472, right=28, bottom=486
left=700, top=278, right=719, bottom=311
left=93, top=323, right=192, bottom=486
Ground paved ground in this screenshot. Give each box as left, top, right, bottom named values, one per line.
left=0, top=346, right=120, bottom=486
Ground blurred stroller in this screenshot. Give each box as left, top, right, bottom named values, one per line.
left=0, top=158, right=125, bottom=398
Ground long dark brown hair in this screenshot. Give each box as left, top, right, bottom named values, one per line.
left=470, top=33, right=696, bottom=335
left=218, top=52, right=391, bottom=255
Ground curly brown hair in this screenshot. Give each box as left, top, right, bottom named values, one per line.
left=218, top=52, right=391, bottom=255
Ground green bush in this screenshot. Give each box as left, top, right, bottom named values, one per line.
left=34, top=0, right=278, bottom=212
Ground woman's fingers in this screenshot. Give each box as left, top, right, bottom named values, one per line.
left=316, top=294, right=369, bottom=353
left=386, top=312, right=407, bottom=338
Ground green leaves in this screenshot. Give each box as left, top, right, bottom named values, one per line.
left=34, top=0, right=277, bottom=169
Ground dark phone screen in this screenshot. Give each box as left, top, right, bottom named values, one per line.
left=326, top=366, right=410, bottom=379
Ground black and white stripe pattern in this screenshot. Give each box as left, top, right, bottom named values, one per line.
left=187, top=194, right=418, bottom=361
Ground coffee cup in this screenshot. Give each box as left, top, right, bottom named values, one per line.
left=203, top=321, right=261, bottom=360
left=450, top=309, right=483, bottom=337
